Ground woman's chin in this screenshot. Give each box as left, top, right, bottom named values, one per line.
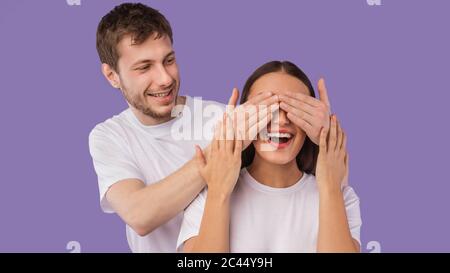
left=257, top=153, right=297, bottom=166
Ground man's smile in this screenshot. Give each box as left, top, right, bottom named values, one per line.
left=145, top=83, right=176, bottom=103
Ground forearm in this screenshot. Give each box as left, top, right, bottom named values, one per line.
left=317, top=188, right=358, bottom=253
left=189, top=192, right=231, bottom=253
left=124, top=146, right=211, bottom=236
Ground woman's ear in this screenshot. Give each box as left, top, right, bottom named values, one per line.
left=101, top=63, right=121, bottom=89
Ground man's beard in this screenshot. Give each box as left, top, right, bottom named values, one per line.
left=120, top=82, right=178, bottom=119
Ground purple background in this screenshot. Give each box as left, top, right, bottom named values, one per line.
left=0, top=0, right=449, bottom=252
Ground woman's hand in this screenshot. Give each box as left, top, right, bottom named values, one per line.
left=195, top=113, right=243, bottom=198
left=316, top=114, right=348, bottom=194
left=315, top=115, right=359, bottom=252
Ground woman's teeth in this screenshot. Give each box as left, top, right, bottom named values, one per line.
left=267, top=132, right=292, bottom=138
left=267, top=132, right=292, bottom=144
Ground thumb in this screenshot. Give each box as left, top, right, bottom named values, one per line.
left=343, top=152, right=349, bottom=186
left=227, top=87, right=240, bottom=107
left=318, top=78, right=331, bottom=112
left=194, top=145, right=207, bottom=168
left=319, top=126, right=328, bottom=153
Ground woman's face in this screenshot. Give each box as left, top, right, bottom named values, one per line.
left=248, top=72, right=310, bottom=165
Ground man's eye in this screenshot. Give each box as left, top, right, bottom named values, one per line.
left=137, top=65, right=150, bottom=71
left=166, top=58, right=175, bottom=65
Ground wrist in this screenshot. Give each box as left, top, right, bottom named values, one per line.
left=207, top=188, right=232, bottom=203
left=318, top=183, right=342, bottom=197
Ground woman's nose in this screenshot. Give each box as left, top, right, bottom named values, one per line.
left=276, top=109, right=290, bottom=125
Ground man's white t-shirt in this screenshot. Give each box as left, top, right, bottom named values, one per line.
left=89, top=96, right=224, bottom=252
left=177, top=168, right=362, bottom=252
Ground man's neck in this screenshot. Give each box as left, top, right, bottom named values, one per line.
left=130, top=96, right=186, bottom=126
left=248, top=154, right=303, bottom=188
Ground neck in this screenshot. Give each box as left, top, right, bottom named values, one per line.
left=248, top=153, right=303, bottom=188
left=130, top=96, right=186, bottom=126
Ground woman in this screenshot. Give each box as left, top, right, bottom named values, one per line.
left=177, top=61, right=362, bottom=252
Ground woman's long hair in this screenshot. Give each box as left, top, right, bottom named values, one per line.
left=240, top=61, right=319, bottom=175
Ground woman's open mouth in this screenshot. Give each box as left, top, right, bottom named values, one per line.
left=267, top=132, right=293, bottom=149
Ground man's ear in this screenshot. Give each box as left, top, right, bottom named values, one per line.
left=101, top=63, right=121, bottom=89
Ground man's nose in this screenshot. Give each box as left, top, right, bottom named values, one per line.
left=155, top=64, right=173, bottom=88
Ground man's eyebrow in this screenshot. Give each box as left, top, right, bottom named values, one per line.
left=131, top=51, right=175, bottom=68
left=132, top=59, right=154, bottom=68
left=164, top=50, right=175, bottom=60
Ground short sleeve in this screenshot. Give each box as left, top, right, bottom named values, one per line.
left=176, top=189, right=207, bottom=252
left=342, top=186, right=363, bottom=248
left=89, top=124, right=145, bottom=213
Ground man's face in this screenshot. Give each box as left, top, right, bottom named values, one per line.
left=115, top=33, right=180, bottom=120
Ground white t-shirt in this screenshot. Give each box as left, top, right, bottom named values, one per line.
left=89, top=96, right=225, bottom=252
left=177, top=168, right=362, bottom=252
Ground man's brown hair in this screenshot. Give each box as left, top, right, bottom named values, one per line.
left=96, top=3, right=173, bottom=71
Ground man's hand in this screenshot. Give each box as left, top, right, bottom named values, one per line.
left=278, top=78, right=331, bottom=145
left=225, top=88, right=279, bottom=150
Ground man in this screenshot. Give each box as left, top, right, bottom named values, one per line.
left=89, top=2, right=331, bottom=252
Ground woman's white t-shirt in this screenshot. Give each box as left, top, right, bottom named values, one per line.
left=177, top=168, right=362, bottom=252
